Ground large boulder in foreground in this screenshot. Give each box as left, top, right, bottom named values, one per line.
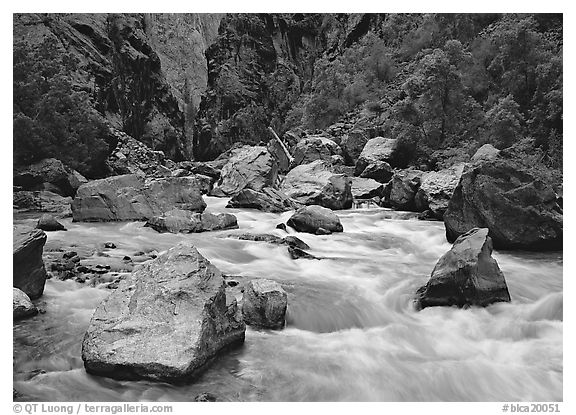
left=355, top=137, right=399, bottom=176
left=415, top=228, right=511, bottom=309
left=383, top=169, right=424, bottom=211
left=242, top=279, right=288, bottom=329
left=415, top=163, right=465, bottom=219
left=280, top=160, right=353, bottom=210
left=145, top=209, right=238, bottom=234
left=444, top=158, right=563, bottom=250
left=72, top=175, right=206, bottom=222
left=211, top=146, right=278, bottom=196
left=14, top=158, right=86, bottom=197
left=13, top=287, right=38, bottom=320
left=82, top=243, right=246, bottom=382
left=13, top=228, right=47, bottom=299
left=290, top=136, right=342, bottom=168
left=226, top=187, right=301, bottom=213
left=287, top=205, right=343, bottom=234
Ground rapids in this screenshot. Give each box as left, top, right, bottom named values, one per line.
left=13, top=197, right=563, bottom=401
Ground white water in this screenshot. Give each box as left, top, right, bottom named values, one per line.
left=13, top=197, right=563, bottom=401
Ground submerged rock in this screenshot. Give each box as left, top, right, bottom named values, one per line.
left=287, top=205, right=343, bottom=234
left=211, top=146, right=278, bottom=196
left=242, top=279, right=288, bottom=329
left=444, top=158, right=563, bottom=250
left=13, top=288, right=38, bottom=320
left=226, top=187, right=300, bottom=213
left=280, top=160, right=353, bottom=210
left=415, top=228, right=511, bottom=309
left=72, top=174, right=206, bottom=222
left=36, top=214, right=67, bottom=232
left=146, top=209, right=238, bottom=233
left=13, top=227, right=47, bottom=299
left=287, top=246, right=318, bottom=260
left=82, top=243, right=246, bottom=382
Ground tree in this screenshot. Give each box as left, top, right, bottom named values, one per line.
left=484, top=94, right=524, bottom=149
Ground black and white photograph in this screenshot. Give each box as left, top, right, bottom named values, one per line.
left=9, top=4, right=567, bottom=409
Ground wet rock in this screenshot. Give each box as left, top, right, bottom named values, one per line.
left=13, top=227, right=47, bottom=299
left=471, top=143, right=500, bottom=162
left=355, top=137, right=399, bottom=176
left=146, top=209, right=238, bottom=234
left=211, top=146, right=278, bottom=196
left=282, top=236, right=310, bottom=250
left=104, top=242, right=117, bottom=249
left=280, top=160, right=353, bottom=210
left=383, top=169, right=424, bottom=211
left=290, top=136, right=342, bottom=168
left=195, top=392, right=217, bottom=402
left=415, top=228, right=511, bottom=309
left=276, top=223, right=287, bottom=232
left=415, top=163, right=465, bottom=219
left=351, top=177, right=384, bottom=200
left=444, top=158, right=563, bottom=250
left=226, top=233, right=284, bottom=244
left=287, top=246, right=318, bottom=260
left=13, top=158, right=86, bottom=197
left=226, top=187, right=301, bottom=213
left=72, top=175, right=206, bottom=222
left=13, top=288, right=38, bottom=320
left=287, top=205, right=343, bottom=234
left=82, top=243, right=246, bottom=382
left=242, top=279, right=288, bottom=329
left=36, top=214, right=67, bottom=231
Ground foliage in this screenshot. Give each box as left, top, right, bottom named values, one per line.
left=13, top=37, right=110, bottom=177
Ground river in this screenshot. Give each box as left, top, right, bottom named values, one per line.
left=13, top=197, right=563, bottom=401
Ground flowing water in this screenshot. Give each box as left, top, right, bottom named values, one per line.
left=13, top=197, right=563, bottom=401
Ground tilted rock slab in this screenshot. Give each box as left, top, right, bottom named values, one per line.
left=82, top=243, right=246, bottom=382
left=13, top=227, right=47, bottom=299
left=415, top=228, right=511, bottom=309
left=72, top=174, right=206, bottom=222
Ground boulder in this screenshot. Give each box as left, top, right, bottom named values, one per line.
left=280, top=160, right=353, bottom=210
left=13, top=158, right=87, bottom=197
left=13, top=190, right=72, bottom=216
left=358, top=160, right=394, bottom=183
left=340, top=130, right=369, bottom=165
left=72, top=175, right=206, bottom=222
left=177, top=161, right=222, bottom=181
left=36, top=214, right=67, bottom=232
left=383, top=169, right=424, bottom=211
left=13, top=287, right=38, bottom=320
left=287, top=205, right=343, bottom=234
left=105, top=130, right=167, bottom=177
left=355, top=137, right=399, bottom=176
left=242, top=279, right=288, bottom=329
left=267, top=138, right=291, bottom=173
left=226, top=187, right=301, bottom=213
left=226, top=234, right=310, bottom=250
left=290, top=136, right=342, bottom=168
left=13, top=228, right=47, bottom=299
left=145, top=209, right=238, bottom=234
left=415, top=228, right=511, bottom=309
left=351, top=177, right=384, bottom=200
left=287, top=246, right=318, bottom=260
left=211, top=146, right=278, bottom=196
left=81, top=243, right=246, bottom=382
left=444, top=158, right=563, bottom=250
left=471, top=144, right=500, bottom=162
left=415, top=163, right=465, bottom=219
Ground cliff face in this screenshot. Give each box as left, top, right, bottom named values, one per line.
left=13, top=13, right=222, bottom=161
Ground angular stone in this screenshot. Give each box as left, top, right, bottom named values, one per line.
left=351, top=177, right=384, bottom=200
left=13, top=287, right=38, bottom=320
left=355, top=137, right=399, bottom=175
left=415, top=163, right=465, bottom=219
left=287, top=205, right=343, bottom=234
left=13, top=227, right=47, bottom=299
left=226, top=187, right=301, bottom=213
left=36, top=214, right=66, bottom=232
left=242, top=279, right=287, bottom=329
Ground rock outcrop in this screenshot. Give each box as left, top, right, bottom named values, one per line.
left=211, top=146, right=278, bottom=196
left=280, top=160, right=353, bottom=210
left=145, top=209, right=238, bottom=234
left=105, top=130, right=169, bottom=177
left=13, top=158, right=87, bottom=197
left=72, top=174, right=206, bottom=222
left=82, top=243, right=246, bottom=382
left=242, top=279, right=288, bottom=329
left=287, top=205, right=344, bottom=234
left=13, top=288, right=38, bottom=320
left=415, top=163, right=465, bottom=219
left=290, top=136, right=342, bottom=168
left=415, top=228, right=511, bottom=309
left=444, top=158, right=563, bottom=250
left=13, top=228, right=47, bottom=299
left=355, top=137, right=399, bottom=176
left=226, top=187, right=301, bottom=213
left=36, top=214, right=67, bottom=232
